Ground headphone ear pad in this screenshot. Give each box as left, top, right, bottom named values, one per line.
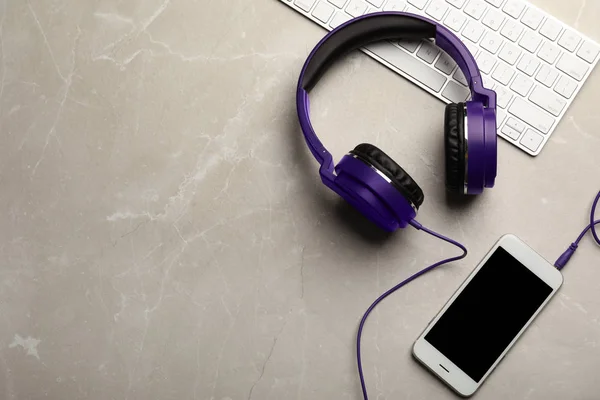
left=350, top=143, right=424, bottom=209
left=444, top=103, right=466, bottom=194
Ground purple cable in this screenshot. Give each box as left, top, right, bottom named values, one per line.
left=356, top=220, right=467, bottom=400
left=591, top=191, right=600, bottom=245
left=555, top=190, right=600, bottom=270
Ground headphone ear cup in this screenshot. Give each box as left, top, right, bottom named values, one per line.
left=444, top=103, right=466, bottom=194
left=332, top=143, right=420, bottom=231
left=350, top=143, right=424, bottom=209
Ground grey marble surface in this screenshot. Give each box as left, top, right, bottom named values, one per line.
left=1, top=0, right=600, bottom=399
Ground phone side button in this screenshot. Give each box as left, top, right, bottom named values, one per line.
left=439, top=364, right=450, bottom=373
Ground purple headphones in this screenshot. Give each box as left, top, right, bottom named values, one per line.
left=297, top=12, right=498, bottom=232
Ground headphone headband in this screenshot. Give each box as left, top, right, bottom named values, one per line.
left=297, top=12, right=496, bottom=176
left=301, top=14, right=437, bottom=91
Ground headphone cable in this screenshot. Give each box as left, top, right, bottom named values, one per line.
left=356, top=220, right=467, bottom=400
left=555, top=190, right=600, bottom=270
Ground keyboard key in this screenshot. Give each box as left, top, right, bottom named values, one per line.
left=519, top=31, right=542, bottom=53
left=535, top=64, right=558, bottom=87
left=398, top=39, right=421, bottom=53
left=384, top=0, right=406, bottom=10
left=485, top=0, right=504, bottom=7
left=556, top=53, right=589, bottom=81
left=329, top=11, right=352, bottom=27
left=577, top=41, right=600, bottom=63
left=509, top=97, right=554, bottom=133
left=482, top=8, right=505, bottom=31
left=506, top=117, right=526, bottom=132
left=366, top=0, right=385, bottom=6
left=476, top=50, right=497, bottom=73
left=540, top=19, right=563, bottom=41
left=494, top=84, right=513, bottom=108
left=481, top=32, right=503, bottom=54
left=537, top=42, right=561, bottom=64
left=463, top=20, right=485, bottom=42
left=558, top=30, right=581, bottom=52
left=492, top=62, right=515, bottom=85
left=517, top=53, right=540, bottom=76
left=481, top=73, right=493, bottom=88
left=442, top=81, right=471, bottom=102
left=295, top=0, right=316, bottom=11
left=312, top=2, right=335, bottom=22
left=511, top=73, right=533, bottom=96
left=329, top=0, right=348, bottom=7
left=407, top=0, right=428, bottom=9
left=405, top=5, right=422, bottom=13
left=554, top=76, right=577, bottom=98
left=426, top=0, right=449, bottom=20
left=497, top=108, right=507, bottom=125
left=529, top=86, right=566, bottom=116
left=435, top=52, right=457, bottom=74
left=453, top=68, right=468, bottom=85
left=503, top=0, right=525, bottom=18
left=521, top=8, right=544, bottom=30
left=445, top=8, right=467, bottom=31
left=346, top=0, right=367, bottom=16
left=366, top=42, right=448, bottom=92
left=502, top=125, right=522, bottom=140
left=500, top=19, right=524, bottom=42
left=499, top=42, right=521, bottom=65
left=446, top=0, right=467, bottom=8
left=417, top=41, right=441, bottom=63
left=520, top=129, right=544, bottom=152
left=464, top=0, right=487, bottom=19
left=463, top=40, right=480, bottom=57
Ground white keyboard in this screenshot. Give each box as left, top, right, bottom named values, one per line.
left=280, top=0, right=600, bottom=156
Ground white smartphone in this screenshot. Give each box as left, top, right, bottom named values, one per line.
left=412, top=234, right=563, bottom=397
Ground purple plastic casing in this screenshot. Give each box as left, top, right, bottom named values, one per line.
left=296, top=12, right=497, bottom=230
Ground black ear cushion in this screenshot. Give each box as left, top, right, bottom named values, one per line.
left=444, top=103, right=466, bottom=194
left=350, top=143, right=424, bottom=209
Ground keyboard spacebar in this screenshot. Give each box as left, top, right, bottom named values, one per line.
left=365, top=42, right=447, bottom=92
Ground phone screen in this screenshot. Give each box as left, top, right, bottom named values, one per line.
left=424, top=246, right=553, bottom=382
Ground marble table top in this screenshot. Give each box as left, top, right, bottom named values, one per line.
left=1, top=0, right=599, bottom=399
